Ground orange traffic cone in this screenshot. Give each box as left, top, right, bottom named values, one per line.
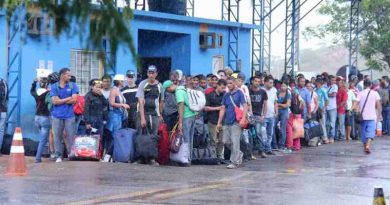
left=6, top=127, right=28, bottom=176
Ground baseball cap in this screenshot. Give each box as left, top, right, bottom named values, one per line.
left=147, top=65, right=157, bottom=72
left=113, top=74, right=125, bottom=81
left=336, top=76, right=345, bottom=81
left=237, top=72, right=246, bottom=81
left=163, top=80, right=173, bottom=89
left=126, top=70, right=135, bottom=77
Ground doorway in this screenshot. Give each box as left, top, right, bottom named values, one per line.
left=140, top=57, right=172, bottom=83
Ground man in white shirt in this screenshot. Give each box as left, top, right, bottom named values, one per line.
left=264, top=76, right=278, bottom=154
left=326, top=75, right=338, bottom=143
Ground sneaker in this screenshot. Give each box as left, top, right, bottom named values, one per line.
left=266, top=151, right=276, bottom=155
left=227, top=164, right=237, bottom=169
left=35, top=159, right=42, bottom=163
left=329, top=138, right=335, bottom=143
left=149, top=160, right=159, bottom=166
left=251, top=155, right=257, bottom=160
left=50, top=153, right=56, bottom=159
left=260, top=152, right=268, bottom=158
left=103, top=154, right=111, bottom=162
left=237, top=152, right=244, bottom=165
left=55, top=158, right=62, bottom=163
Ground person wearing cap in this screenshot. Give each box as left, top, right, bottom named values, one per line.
left=336, top=76, right=348, bottom=141
left=162, top=80, right=178, bottom=132
left=31, top=77, right=51, bottom=163
left=50, top=68, right=79, bottom=163
left=104, top=74, right=129, bottom=161
left=121, top=70, right=138, bottom=129
left=326, top=75, right=338, bottom=143
left=136, top=65, right=163, bottom=165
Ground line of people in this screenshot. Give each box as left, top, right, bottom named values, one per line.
left=30, top=66, right=389, bottom=169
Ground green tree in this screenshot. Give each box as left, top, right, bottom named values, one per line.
left=304, top=0, right=390, bottom=71
left=0, top=0, right=137, bottom=65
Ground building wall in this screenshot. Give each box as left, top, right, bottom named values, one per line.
left=0, top=12, right=6, bottom=78
left=0, top=12, right=252, bottom=139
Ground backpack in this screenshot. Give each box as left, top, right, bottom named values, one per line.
left=187, top=89, right=206, bottom=112
left=0, top=78, right=8, bottom=109
left=73, top=96, right=85, bottom=115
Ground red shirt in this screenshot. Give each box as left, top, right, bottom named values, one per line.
left=336, top=87, right=348, bottom=114
left=205, top=87, right=215, bottom=95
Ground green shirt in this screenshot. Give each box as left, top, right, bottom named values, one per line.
left=175, top=86, right=197, bottom=119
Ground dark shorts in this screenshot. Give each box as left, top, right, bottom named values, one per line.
left=345, top=111, right=353, bottom=126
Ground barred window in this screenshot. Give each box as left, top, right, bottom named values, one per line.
left=70, top=50, right=104, bottom=95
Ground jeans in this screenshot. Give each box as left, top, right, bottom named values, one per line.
left=336, top=114, right=346, bottom=140
left=383, top=106, right=390, bottom=134
left=360, top=120, right=376, bottom=144
left=265, top=117, right=275, bottom=152
left=276, top=110, right=289, bottom=149
left=163, top=112, right=178, bottom=132
left=183, top=116, right=196, bottom=162
left=223, top=123, right=243, bottom=165
left=319, top=108, right=328, bottom=139
left=35, top=116, right=51, bottom=161
left=254, top=120, right=267, bottom=152
left=0, top=112, right=6, bottom=150
left=52, top=117, right=76, bottom=159
left=326, top=109, right=337, bottom=139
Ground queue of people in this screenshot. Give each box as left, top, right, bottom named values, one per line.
left=28, top=66, right=389, bottom=169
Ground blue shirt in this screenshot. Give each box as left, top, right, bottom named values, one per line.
left=222, top=89, right=246, bottom=125
left=298, top=87, right=311, bottom=114
left=50, top=82, right=79, bottom=119
left=277, top=91, right=291, bottom=111
left=315, top=87, right=328, bottom=109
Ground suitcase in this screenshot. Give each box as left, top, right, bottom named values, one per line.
left=69, top=134, right=102, bottom=160
left=113, top=128, right=136, bottom=163
left=170, top=142, right=190, bottom=164
left=157, top=123, right=170, bottom=165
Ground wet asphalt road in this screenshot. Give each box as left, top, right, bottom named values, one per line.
left=1, top=136, right=390, bottom=205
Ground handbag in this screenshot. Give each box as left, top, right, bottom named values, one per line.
left=229, top=94, right=248, bottom=128
left=356, top=90, right=371, bottom=124
left=170, top=123, right=183, bottom=153
left=292, top=117, right=304, bottom=139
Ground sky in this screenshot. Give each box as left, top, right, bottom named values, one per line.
left=194, top=0, right=333, bottom=58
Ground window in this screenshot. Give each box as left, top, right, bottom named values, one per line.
left=70, top=50, right=104, bottom=95
left=27, top=12, right=52, bottom=35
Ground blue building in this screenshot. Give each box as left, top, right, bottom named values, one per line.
left=0, top=8, right=256, bottom=139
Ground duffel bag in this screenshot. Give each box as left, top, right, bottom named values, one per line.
left=192, top=146, right=220, bottom=165
left=135, top=129, right=159, bottom=159
left=170, top=142, right=190, bottom=164
left=113, top=128, right=136, bottom=163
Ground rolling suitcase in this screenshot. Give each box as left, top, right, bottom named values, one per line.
left=113, top=128, right=136, bottom=163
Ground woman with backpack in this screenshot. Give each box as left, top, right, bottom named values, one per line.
left=84, top=79, right=108, bottom=138
left=31, top=78, right=51, bottom=163
left=286, top=81, right=305, bottom=151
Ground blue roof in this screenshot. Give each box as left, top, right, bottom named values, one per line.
left=133, top=10, right=261, bottom=30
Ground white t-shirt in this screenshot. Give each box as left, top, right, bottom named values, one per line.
left=240, top=84, right=251, bottom=105
left=102, top=89, right=111, bottom=100
left=326, top=84, right=338, bottom=111
left=265, top=87, right=278, bottom=118
left=310, top=91, right=318, bottom=112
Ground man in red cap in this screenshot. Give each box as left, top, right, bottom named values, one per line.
left=336, top=76, right=348, bottom=141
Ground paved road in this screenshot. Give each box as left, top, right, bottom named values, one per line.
left=1, top=137, right=390, bottom=205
